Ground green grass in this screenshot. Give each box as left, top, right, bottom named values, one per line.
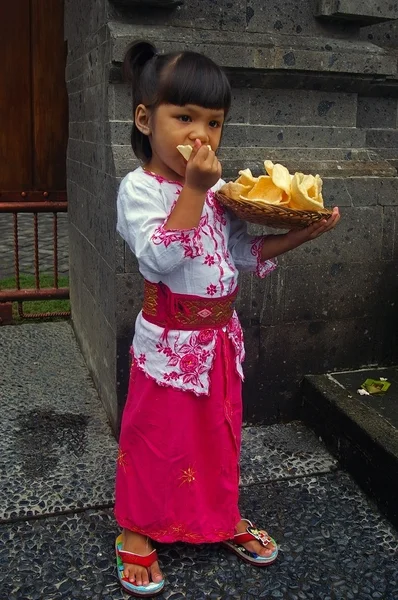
left=0, top=273, right=70, bottom=320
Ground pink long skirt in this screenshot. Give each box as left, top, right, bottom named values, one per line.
left=114, top=329, right=242, bottom=544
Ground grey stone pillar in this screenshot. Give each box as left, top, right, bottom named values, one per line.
left=65, top=0, right=398, bottom=433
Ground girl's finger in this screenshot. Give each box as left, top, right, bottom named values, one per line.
left=196, top=143, right=210, bottom=161
left=189, top=139, right=203, bottom=161
left=212, top=154, right=220, bottom=171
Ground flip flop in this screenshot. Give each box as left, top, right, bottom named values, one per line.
left=115, top=534, right=165, bottom=597
left=222, top=519, right=278, bottom=567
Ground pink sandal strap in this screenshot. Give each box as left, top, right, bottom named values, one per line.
left=234, top=526, right=272, bottom=548
left=118, top=548, right=158, bottom=568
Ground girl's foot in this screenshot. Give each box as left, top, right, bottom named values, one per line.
left=122, top=529, right=163, bottom=587
left=236, top=519, right=277, bottom=558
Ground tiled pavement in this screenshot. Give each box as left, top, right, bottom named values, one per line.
left=0, top=213, right=69, bottom=280
left=1, top=322, right=398, bottom=600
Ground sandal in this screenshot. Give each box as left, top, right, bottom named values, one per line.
left=115, top=534, right=165, bottom=597
left=222, top=519, right=278, bottom=567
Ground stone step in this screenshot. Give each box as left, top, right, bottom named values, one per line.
left=301, top=366, right=398, bottom=530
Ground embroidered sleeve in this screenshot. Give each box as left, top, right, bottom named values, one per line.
left=117, top=174, right=203, bottom=275
left=227, top=215, right=277, bottom=278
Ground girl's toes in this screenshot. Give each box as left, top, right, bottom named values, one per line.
left=139, top=567, right=149, bottom=586
left=151, top=563, right=163, bottom=583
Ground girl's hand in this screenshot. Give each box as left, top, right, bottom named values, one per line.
left=287, top=207, right=340, bottom=245
left=184, top=139, right=222, bottom=193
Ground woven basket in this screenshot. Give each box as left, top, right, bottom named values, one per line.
left=216, top=192, right=333, bottom=230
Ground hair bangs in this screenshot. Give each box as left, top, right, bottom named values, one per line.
left=158, top=53, right=231, bottom=115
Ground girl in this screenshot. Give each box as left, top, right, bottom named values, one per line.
left=114, top=41, right=340, bottom=597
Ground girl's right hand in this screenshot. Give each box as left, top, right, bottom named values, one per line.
left=184, top=139, right=222, bottom=193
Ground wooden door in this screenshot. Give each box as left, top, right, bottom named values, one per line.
left=0, top=0, right=68, bottom=193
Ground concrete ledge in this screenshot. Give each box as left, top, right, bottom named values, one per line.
left=301, top=372, right=398, bottom=528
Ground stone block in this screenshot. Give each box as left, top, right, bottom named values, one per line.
left=68, top=121, right=85, bottom=141
left=112, top=84, right=133, bottom=121
left=252, top=316, right=384, bottom=423
left=357, top=96, right=398, bottom=129
left=258, top=266, right=286, bottom=327
left=111, top=145, right=138, bottom=178
left=68, top=91, right=85, bottom=122
left=247, top=0, right=359, bottom=37
left=84, top=121, right=105, bottom=145
left=345, top=177, right=398, bottom=206
left=110, top=120, right=133, bottom=145
left=281, top=205, right=383, bottom=265
left=361, top=18, right=398, bottom=48
left=222, top=124, right=366, bottom=148
left=65, top=56, right=84, bottom=83
left=235, top=269, right=272, bottom=325
left=282, top=260, right=394, bottom=322
left=367, top=129, right=398, bottom=149
left=218, top=147, right=395, bottom=180
left=116, top=272, right=145, bottom=339
left=75, top=282, right=118, bottom=430
left=271, top=43, right=395, bottom=75
left=382, top=207, right=397, bottom=260
left=109, top=0, right=246, bottom=32
left=249, top=89, right=357, bottom=127
left=240, top=324, right=260, bottom=421
left=84, top=84, right=105, bottom=122
left=123, top=240, right=140, bottom=273
left=70, top=223, right=116, bottom=326
left=115, top=236, right=125, bottom=274
left=226, top=88, right=250, bottom=124
left=316, top=0, right=398, bottom=25
left=110, top=23, right=396, bottom=76
left=103, top=172, right=121, bottom=208
left=322, top=178, right=353, bottom=206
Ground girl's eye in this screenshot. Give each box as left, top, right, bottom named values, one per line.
left=178, top=115, right=191, bottom=122
left=209, top=120, right=221, bottom=128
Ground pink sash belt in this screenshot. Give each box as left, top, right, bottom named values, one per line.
left=142, top=280, right=238, bottom=331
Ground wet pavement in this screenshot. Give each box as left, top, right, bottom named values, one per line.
left=0, top=213, right=69, bottom=280
left=1, top=322, right=398, bottom=599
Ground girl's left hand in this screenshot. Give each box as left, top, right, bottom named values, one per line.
left=288, top=206, right=340, bottom=244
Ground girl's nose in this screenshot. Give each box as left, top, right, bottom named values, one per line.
left=188, top=127, right=209, bottom=144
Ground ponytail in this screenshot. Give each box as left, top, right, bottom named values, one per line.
left=123, top=40, right=157, bottom=89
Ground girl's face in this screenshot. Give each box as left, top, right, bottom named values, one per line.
left=136, top=103, right=225, bottom=182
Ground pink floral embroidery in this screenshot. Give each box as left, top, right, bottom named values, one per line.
left=207, top=284, right=217, bottom=296
left=197, top=329, right=214, bottom=345
left=207, top=192, right=226, bottom=226
left=142, top=169, right=183, bottom=187
left=138, top=353, right=146, bottom=365
left=200, top=350, right=211, bottom=361
left=204, top=254, right=215, bottom=266
left=180, top=353, right=199, bottom=373
left=250, top=236, right=277, bottom=278
left=164, top=371, right=179, bottom=381
left=227, top=312, right=245, bottom=370
left=151, top=225, right=203, bottom=259
left=153, top=329, right=216, bottom=389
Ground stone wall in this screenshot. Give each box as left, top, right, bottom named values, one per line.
left=65, top=0, right=398, bottom=432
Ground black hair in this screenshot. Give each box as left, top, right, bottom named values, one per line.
left=123, top=40, right=232, bottom=161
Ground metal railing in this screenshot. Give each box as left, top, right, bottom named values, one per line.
left=0, top=191, right=70, bottom=323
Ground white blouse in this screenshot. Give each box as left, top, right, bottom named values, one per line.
left=117, top=167, right=277, bottom=396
